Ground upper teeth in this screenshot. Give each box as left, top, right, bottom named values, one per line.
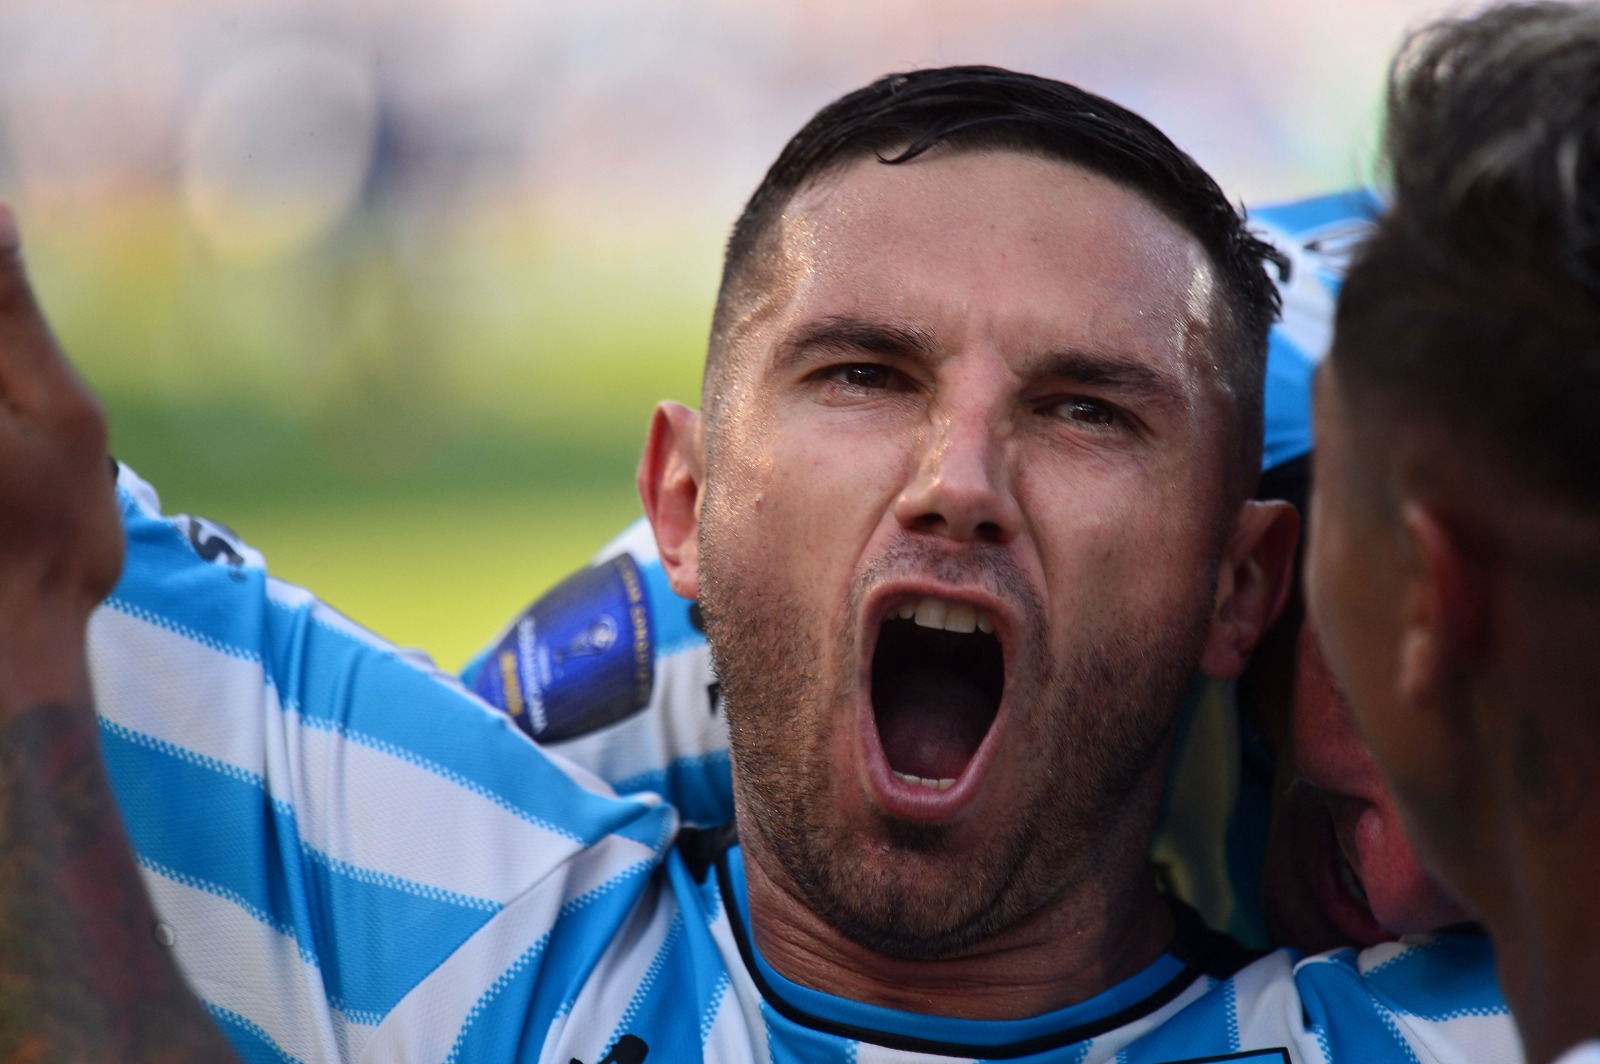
left=894, top=596, right=994, bottom=635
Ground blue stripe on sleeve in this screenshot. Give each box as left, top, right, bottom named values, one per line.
left=1360, top=933, right=1506, bottom=1021
left=101, top=720, right=508, bottom=1017
left=639, top=560, right=703, bottom=657
left=589, top=854, right=752, bottom=1060
left=525, top=861, right=659, bottom=1021
left=1296, top=951, right=1424, bottom=1063
left=444, top=936, right=551, bottom=1064
left=612, top=751, right=734, bottom=828
left=205, top=1004, right=306, bottom=1064
left=446, top=860, right=660, bottom=1063
left=601, top=913, right=688, bottom=1057
left=700, top=973, right=731, bottom=1048
left=115, top=496, right=675, bottom=852
left=304, top=850, right=502, bottom=1020
left=102, top=723, right=310, bottom=951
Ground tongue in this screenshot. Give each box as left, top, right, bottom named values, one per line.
left=873, top=669, right=993, bottom=781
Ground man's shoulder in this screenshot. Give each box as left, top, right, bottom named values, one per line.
left=1290, top=930, right=1505, bottom=1015
left=1286, top=931, right=1523, bottom=1063
left=106, top=462, right=521, bottom=758
left=1555, top=1040, right=1600, bottom=1064
left=99, top=464, right=688, bottom=1063
left=1121, top=931, right=1517, bottom=1064
left=103, top=463, right=672, bottom=832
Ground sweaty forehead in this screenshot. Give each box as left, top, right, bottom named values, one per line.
left=762, top=151, right=1220, bottom=374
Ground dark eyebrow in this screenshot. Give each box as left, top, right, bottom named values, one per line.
left=777, top=316, right=1192, bottom=409
left=1034, top=349, right=1189, bottom=409
left=778, top=316, right=938, bottom=364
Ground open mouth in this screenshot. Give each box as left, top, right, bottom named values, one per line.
left=1312, top=800, right=1392, bottom=947
left=870, top=596, right=1005, bottom=790
left=1331, top=832, right=1369, bottom=908
left=1332, top=827, right=1371, bottom=910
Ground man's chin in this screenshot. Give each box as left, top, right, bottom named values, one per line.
left=785, top=826, right=1028, bottom=961
left=814, top=879, right=1008, bottom=962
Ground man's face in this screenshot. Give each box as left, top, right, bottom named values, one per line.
left=1304, top=367, right=1450, bottom=888
left=1263, top=617, right=1470, bottom=951
left=695, top=151, right=1241, bottom=959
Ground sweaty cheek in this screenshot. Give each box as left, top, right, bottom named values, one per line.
left=1051, top=494, right=1196, bottom=603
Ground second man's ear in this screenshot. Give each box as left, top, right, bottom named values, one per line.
left=638, top=401, right=707, bottom=601
left=1395, top=500, right=1480, bottom=709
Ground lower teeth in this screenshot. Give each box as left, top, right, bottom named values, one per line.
left=894, top=770, right=955, bottom=791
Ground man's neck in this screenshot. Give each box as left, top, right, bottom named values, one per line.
left=738, top=830, right=1176, bottom=1021
left=1493, top=816, right=1600, bottom=1064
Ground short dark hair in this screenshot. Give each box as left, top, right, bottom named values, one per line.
left=707, top=65, right=1283, bottom=502
left=1332, top=2, right=1600, bottom=508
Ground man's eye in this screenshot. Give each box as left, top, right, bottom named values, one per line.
left=829, top=364, right=895, bottom=390
left=1048, top=397, right=1123, bottom=429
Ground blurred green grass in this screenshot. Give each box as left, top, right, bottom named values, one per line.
left=30, top=199, right=720, bottom=670
left=105, top=397, right=657, bottom=669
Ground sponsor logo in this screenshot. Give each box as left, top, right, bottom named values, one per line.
left=186, top=517, right=246, bottom=567
left=474, top=554, right=655, bottom=741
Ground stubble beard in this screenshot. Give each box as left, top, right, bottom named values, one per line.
left=700, top=531, right=1212, bottom=962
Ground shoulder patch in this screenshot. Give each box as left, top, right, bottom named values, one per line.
left=473, top=554, right=655, bottom=741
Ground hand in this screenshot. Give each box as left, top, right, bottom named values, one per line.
left=0, top=205, right=124, bottom=713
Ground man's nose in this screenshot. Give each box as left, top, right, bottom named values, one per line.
left=893, top=413, right=1021, bottom=544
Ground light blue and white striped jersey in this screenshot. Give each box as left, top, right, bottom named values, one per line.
left=1251, top=188, right=1384, bottom=471
left=1557, top=1042, right=1600, bottom=1064
left=462, top=189, right=1388, bottom=950
left=98, top=463, right=1521, bottom=1062
left=465, top=517, right=732, bottom=828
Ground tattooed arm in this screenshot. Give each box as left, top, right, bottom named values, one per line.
left=0, top=706, right=243, bottom=1062
left=0, top=208, right=240, bottom=1063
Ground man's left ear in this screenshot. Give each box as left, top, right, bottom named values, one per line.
left=1395, top=500, right=1478, bottom=707
left=638, top=401, right=707, bottom=602
left=1199, top=498, right=1301, bottom=680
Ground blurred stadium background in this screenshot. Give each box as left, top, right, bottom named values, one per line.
left=3, top=0, right=1452, bottom=668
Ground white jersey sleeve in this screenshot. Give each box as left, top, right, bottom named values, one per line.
left=96, top=464, right=680, bottom=1062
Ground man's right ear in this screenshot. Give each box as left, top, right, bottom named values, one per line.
left=638, top=401, right=706, bottom=601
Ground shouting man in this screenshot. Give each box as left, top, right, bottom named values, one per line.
left=0, top=65, right=1518, bottom=1062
